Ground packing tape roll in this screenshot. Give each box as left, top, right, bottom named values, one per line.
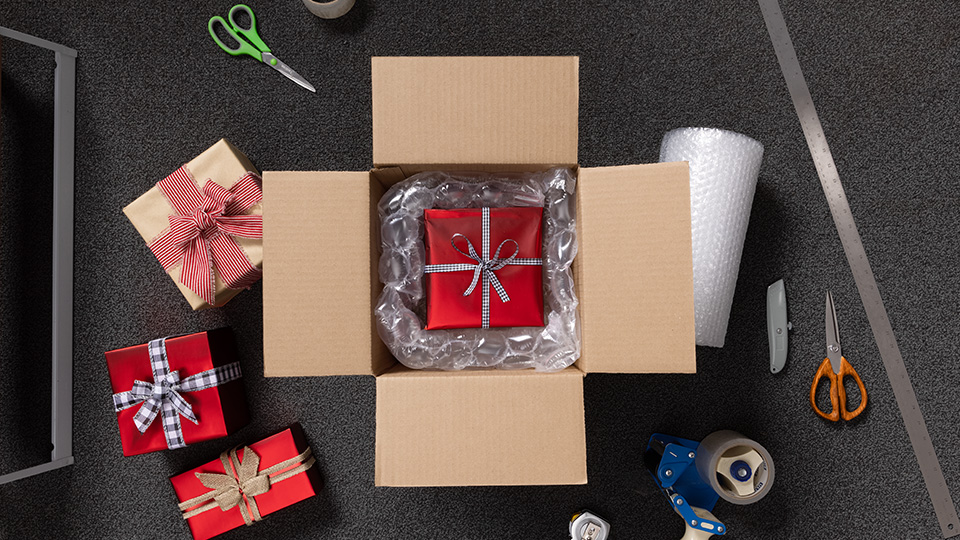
left=301, top=0, right=355, bottom=19
left=694, top=430, right=774, bottom=505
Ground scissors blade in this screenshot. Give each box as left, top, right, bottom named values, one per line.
left=825, top=291, right=842, bottom=370
left=261, top=52, right=316, bottom=93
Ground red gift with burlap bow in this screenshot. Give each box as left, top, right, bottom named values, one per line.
left=170, top=423, right=322, bottom=540
left=148, top=166, right=263, bottom=306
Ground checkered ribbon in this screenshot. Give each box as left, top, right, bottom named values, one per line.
left=178, top=445, right=316, bottom=525
left=423, top=207, right=542, bottom=328
left=112, top=337, right=243, bottom=450
left=148, top=166, right=263, bottom=306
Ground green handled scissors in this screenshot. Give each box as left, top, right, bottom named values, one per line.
left=208, top=4, right=316, bottom=93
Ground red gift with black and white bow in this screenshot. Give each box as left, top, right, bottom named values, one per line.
left=105, top=328, right=249, bottom=456
left=423, top=206, right=545, bottom=329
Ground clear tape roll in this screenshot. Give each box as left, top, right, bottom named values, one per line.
left=301, top=0, right=355, bottom=19
left=694, top=430, right=775, bottom=505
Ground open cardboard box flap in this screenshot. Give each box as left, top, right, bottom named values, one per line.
left=375, top=365, right=586, bottom=486
left=372, top=56, right=579, bottom=169
left=262, top=56, right=695, bottom=486
left=576, top=162, right=695, bottom=373
left=263, top=171, right=391, bottom=377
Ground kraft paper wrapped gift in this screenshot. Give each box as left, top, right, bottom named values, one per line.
left=123, top=139, right=263, bottom=309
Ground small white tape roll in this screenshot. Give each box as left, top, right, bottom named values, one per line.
left=301, top=0, right=356, bottom=19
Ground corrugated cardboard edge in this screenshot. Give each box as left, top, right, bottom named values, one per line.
left=262, top=171, right=392, bottom=377
left=122, top=139, right=261, bottom=310
left=372, top=56, right=579, bottom=167
left=374, top=365, right=587, bottom=486
left=575, top=162, right=696, bottom=374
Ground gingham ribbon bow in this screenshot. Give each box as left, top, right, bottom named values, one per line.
left=178, top=445, right=316, bottom=525
left=112, top=337, right=242, bottom=450
left=148, top=166, right=263, bottom=306
left=424, top=207, right=542, bottom=328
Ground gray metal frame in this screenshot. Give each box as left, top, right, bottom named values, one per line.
left=0, top=26, right=76, bottom=484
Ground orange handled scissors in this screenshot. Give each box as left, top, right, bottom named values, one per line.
left=810, top=291, right=868, bottom=421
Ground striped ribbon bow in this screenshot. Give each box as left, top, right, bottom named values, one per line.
left=424, top=207, right=543, bottom=328
left=178, top=445, right=315, bottom=525
left=112, top=337, right=242, bottom=450
left=149, top=166, right=263, bottom=306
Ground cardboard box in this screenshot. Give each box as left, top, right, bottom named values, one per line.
left=262, top=57, right=695, bottom=486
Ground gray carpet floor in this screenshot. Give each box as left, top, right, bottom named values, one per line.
left=1, top=0, right=959, bottom=538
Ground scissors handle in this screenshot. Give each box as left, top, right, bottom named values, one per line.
left=228, top=4, right=271, bottom=53
left=208, top=16, right=261, bottom=60
left=836, top=357, right=868, bottom=420
left=809, top=357, right=868, bottom=421
left=810, top=358, right=840, bottom=421
left=208, top=5, right=270, bottom=61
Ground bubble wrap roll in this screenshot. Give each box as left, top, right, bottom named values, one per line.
left=659, top=127, right=763, bottom=348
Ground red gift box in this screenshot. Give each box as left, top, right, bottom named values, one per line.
left=105, top=328, right=249, bottom=456
left=171, top=423, right=322, bottom=540
left=424, top=206, right=544, bottom=329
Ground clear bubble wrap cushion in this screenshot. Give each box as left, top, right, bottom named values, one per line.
left=374, top=168, right=580, bottom=371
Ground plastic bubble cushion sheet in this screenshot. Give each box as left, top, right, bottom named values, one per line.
left=374, top=168, right=580, bottom=371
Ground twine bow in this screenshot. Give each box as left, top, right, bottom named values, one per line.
left=423, top=207, right=543, bottom=328
left=112, top=337, right=243, bottom=449
left=179, top=445, right=316, bottom=526
left=149, top=166, right=263, bottom=306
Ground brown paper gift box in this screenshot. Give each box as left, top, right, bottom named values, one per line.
left=123, top=139, right=261, bottom=310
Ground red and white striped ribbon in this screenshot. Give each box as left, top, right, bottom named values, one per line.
left=148, top=166, right=263, bottom=306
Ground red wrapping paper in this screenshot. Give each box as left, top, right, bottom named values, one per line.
left=424, top=207, right=544, bottom=329
left=104, top=328, right=249, bottom=456
left=170, top=423, right=322, bottom=540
